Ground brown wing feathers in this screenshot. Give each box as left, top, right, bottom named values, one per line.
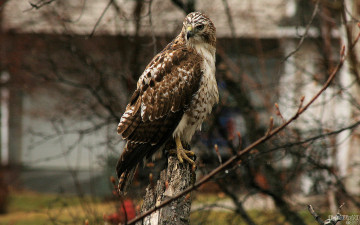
left=116, top=46, right=203, bottom=193
left=116, top=111, right=183, bottom=191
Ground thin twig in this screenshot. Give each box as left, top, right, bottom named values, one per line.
left=214, top=144, right=222, bottom=164
left=222, top=0, right=236, bottom=38
left=282, top=0, right=320, bottom=62
left=308, top=204, right=345, bottom=225
left=147, top=0, right=157, bottom=55
left=24, top=0, right=56, bottom=12
left=262, top=120, right=360, bottom=154
left=88, top=0, right=114, bottom=38
left=308, top=205, right=325, bottom=224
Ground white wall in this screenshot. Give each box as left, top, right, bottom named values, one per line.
left=21, top=87, right=124, bottom=170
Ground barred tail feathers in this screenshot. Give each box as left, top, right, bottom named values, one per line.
left=116, top=142, right=153, bottom=195
left=117, top=166, right=138, bottom=195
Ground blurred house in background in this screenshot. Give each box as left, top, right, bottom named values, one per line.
left=0, top=0, right=359, bottom=197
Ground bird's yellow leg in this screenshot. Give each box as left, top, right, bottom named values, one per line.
left=172, top=136, right=196, bottom=167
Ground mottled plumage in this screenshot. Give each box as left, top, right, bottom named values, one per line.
left=116, top=12, right=218, bottom=193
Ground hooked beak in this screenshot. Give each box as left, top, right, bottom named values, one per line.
left=186, top=25, right=194, bottom=40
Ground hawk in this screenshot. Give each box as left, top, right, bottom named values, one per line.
left=116, top=12, right=218, bottom=193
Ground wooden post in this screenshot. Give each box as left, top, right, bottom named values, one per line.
left=137, top=156, right=194, bottom=225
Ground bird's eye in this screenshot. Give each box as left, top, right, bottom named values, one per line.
left=196, top=24, right=204, bottom=30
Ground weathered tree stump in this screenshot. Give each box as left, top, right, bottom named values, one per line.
left=137, top=156, right=194, bottom=225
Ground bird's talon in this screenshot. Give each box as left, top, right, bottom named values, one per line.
left=177, top=148, right=196, bottom=166
left=177, top=149, right=184, bottom=163
left=172, top=136, right=196, bottom=166
left=168, top=148, right=196, bottom=166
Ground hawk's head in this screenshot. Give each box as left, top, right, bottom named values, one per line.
left=182, top=12, right=216, bottom=47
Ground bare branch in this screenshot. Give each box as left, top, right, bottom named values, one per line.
left=274, top=102, right=285, bottom=123
left=307, top=205, right=325, bottom=224
left=297, top=96, right=305, bottom=113
left=222, top=0, right=236, bottom=38
left=214, top=144, right=222, bottom=164
left=88, top=0, right=114, bottom=38
left=264, top=120, right=360, bottom=154
left=24, top=0, right=56, bottom=11
left=265, top=117, right=274, bottom=137
left=283, top=0, right=320, bottom=62
left=308, top=204, right=345, bottom=225
left=145, top=0, right=157, bottom=55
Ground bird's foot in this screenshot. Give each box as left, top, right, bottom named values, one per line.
left=168, top=148, right=196, bottom=168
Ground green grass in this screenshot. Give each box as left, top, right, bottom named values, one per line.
left=0, top=191, right=111, bottom=225
left=192, top=193, right=229, bottom=204
left=8, top=192, right=81, bottom=212
left=190, top=209, right=321, bottom=225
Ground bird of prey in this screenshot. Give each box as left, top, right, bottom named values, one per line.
left=116, top=12, right=218, bottom=193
